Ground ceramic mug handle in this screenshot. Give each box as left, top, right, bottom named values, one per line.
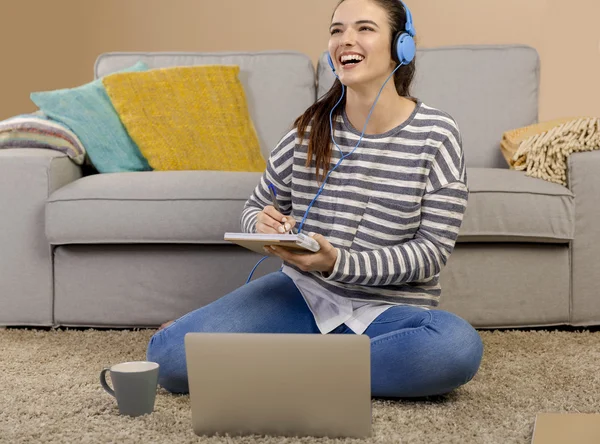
left=100, top=368, right=116, bottom=397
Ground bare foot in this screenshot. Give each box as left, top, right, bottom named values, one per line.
left=158, top=320, right=174, bottom=331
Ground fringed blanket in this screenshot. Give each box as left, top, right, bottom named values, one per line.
left=501, top=116, right=600, bottom=186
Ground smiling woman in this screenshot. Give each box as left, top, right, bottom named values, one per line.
left=299, top=0, right=417, bottom=181
left=147, top=0, right=484, bottom=401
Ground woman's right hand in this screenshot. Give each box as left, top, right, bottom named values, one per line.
left=256, top=206, right=296, bottom=234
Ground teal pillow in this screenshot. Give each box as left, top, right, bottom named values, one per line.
left=30, top=61, right=152, bottom=173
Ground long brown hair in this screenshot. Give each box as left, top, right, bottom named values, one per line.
left=294, top=0, right=417, bottom=182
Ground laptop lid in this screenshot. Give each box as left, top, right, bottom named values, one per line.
left=184, top=332, right=372, bottom=438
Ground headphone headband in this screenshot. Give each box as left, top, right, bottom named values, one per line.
left=399, top=0, right=415, bottom=37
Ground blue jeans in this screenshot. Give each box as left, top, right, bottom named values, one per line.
left=147, top=271, right=483, bottom=397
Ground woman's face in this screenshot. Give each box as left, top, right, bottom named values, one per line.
left=328, top=0, right=394, bottom=88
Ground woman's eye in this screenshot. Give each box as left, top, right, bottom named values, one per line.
left=330, top=29, right=341, bottom=35
left=360, top=26, right=374, bottom=32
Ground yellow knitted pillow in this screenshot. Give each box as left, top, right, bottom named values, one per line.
left=102, top=65, right=266, bottom=172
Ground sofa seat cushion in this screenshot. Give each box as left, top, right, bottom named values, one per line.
left=46, top=171, right=262, bottom=245
left=46, top=168, right=574, bottom=246
left=459, top=168, right=574, bottom=243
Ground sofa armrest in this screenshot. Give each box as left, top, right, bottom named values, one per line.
left=567, top=149, right=600, bottom=325
left=0, top=148, right=82, bottom=326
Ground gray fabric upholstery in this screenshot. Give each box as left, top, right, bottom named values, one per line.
left=46, top=166, right=574, bottom=246
left=1, top=46, right=595, bottom=329
left=46, top=170, right=262, bottom=245
left=439, top=243, right=570, bottom=328
left=317, top=45, right=540, bottom=169
left=52, top=242, right=569, bottom=329
left=95, top=51, right=316, bottom=160
left=459, top=168, right=574, bottom=243
left=53, top=244, right=283, bottom=327
left=568, top=150, right=600, bottom=325
left=0, top=149, right=81, bottom=326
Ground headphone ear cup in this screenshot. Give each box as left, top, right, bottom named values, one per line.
left=394, top=32, right=416, bottom=65
left=392, top=32, right=402, bottom=64
left=327, top=53, right=335, bottom=72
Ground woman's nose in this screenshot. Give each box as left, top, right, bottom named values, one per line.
left=340, top=29, right=357, bottom=46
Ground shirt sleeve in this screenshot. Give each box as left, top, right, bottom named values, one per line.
left=322, top=119, right=468, bottom=286
left=240, top=129, right=297, bottom=233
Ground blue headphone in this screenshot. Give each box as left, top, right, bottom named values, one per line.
left=327, top=0, right=416, bottom=72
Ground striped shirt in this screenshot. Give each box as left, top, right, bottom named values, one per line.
left=241, top=101, right=468, bottom=316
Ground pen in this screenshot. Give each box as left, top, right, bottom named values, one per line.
left=268, top=183, right=294, bottom=234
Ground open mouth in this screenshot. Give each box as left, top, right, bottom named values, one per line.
left=340, top=54, right=365, bottom=68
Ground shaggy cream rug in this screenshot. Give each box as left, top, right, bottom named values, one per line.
left=0, top=328, right=599, bottom=444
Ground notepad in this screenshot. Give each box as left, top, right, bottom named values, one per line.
left=224, top=232, right=320, bottom=255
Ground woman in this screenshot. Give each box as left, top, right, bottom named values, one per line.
left=147, top=0, right=484, bottom=397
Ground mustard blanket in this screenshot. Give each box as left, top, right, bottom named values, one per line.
left=501, top=116, right=600, bottom=186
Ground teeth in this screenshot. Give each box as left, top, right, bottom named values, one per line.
left=340, top=54, right=365, bottom=63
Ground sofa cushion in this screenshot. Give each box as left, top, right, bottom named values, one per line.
left=459, top=168, right=574, bottom=243
left=46, top=168, right=573, bottom=246
left=95, top=51, right=316, bottom=161
left=102, top=65, right=266, bottom=172
left=30, top=61, right=152, bottom=174
left=317, top=44, right=540, bottom=169
left=45, top=171, right=262, bottom=245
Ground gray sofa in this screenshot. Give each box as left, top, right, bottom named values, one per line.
left=1, top=44, right=597, bottom=329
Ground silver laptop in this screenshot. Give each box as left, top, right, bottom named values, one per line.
left=184, top=333, right=372, bottom=438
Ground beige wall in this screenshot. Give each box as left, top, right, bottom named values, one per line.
left=1, top=0, right=598, bottom=121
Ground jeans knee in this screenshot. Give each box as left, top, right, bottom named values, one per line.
left=432, top=311, right=484, bottom=386
left=450, top=334, right=483, bottom=389
left=463, top=330, right=484, bottom=382
left=451, top=322, right=483, bottom=384
left=146, top=331, right=189, bottom=394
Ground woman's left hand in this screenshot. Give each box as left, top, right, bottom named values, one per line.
left=264, top=233, right=338, bottom=274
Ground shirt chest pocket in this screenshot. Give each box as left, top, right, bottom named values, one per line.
left=350, top=197, right=422, bottom=251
